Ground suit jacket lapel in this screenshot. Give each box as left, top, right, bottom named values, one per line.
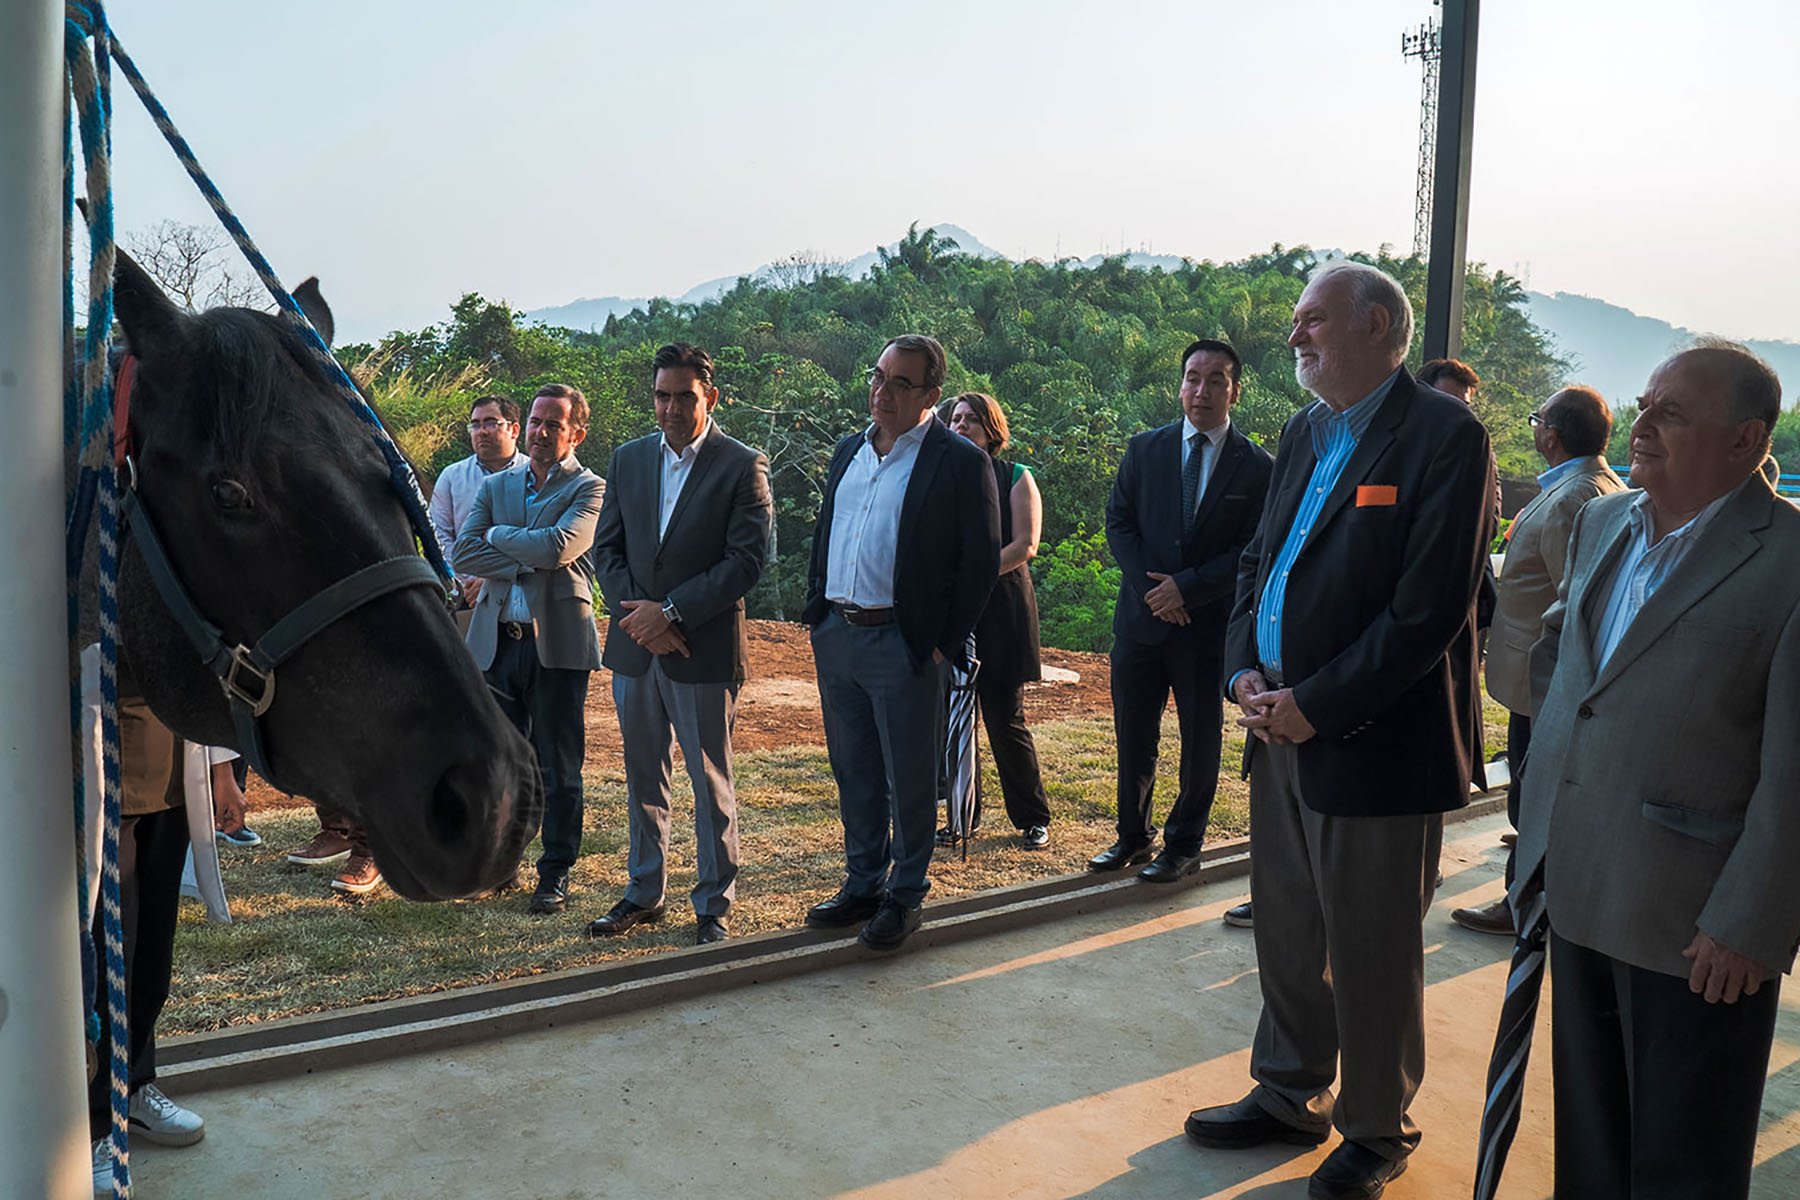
left=895, top=423, right=947, bottom=565
left=1305, top=382, right=1408, bottom=547
left=1587, top=485, right=1770, bottom=697
left=659, top=427, right=721, bottom=545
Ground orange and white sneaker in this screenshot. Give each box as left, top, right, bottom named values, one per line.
left=330, top=852, right=383, bottom=895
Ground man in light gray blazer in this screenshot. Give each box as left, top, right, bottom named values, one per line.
left=586, top=343, right=771, bottom=946
left=1514, top=342, right=1800, bottom=1199
left=1452, top=386, right=1623, bottom=935
left=453, top=383, right=605, bottom=915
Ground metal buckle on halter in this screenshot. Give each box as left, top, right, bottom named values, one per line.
left=221, top=645, right=276, bottom=716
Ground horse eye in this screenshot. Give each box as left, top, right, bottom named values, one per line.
left=211, top=479, right=251, bottom=510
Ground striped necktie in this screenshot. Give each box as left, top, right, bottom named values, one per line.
left=1183, top=432, right=1207, bottom=526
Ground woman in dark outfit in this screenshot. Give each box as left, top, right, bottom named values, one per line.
left=943, top=393, right=1053, bottom=849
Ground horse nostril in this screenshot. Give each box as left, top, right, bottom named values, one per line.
left=426, top=773, right=472, bottom=847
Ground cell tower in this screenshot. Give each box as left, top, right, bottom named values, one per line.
left=1401, top=8, right=1442, bottom=257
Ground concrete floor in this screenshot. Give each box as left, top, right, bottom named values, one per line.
left=136, top=814, right=1800, bottom=1199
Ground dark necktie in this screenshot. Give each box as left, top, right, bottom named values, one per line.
left=1182, top=432, right=1208, bottom=526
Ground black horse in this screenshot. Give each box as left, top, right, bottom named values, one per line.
left=109, top=252, right=540, bottom=900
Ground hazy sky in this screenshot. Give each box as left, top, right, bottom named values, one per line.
left=102, top=0, right=1800, bottom=346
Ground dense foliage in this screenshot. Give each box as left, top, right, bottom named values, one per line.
left=348, top=228, right=1573, bottom=649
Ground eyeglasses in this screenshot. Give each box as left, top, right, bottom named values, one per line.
left=865, top=367, right=930, bottom=395
left=467, top=418, right=514, bottom=432
left=1527, top=411, right=1550, bottom=428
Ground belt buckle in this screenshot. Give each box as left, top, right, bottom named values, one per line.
left=506, top=621, right=524, bottom=640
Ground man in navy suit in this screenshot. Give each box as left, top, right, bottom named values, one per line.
left=800, top=334, right=1000, bottom=951
left=1185, top=263, right=1494, bottom=1200
left=1090, top=340, right=1273, bottom=882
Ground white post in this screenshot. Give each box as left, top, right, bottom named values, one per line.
left=0, top=1, right=94, bottom=1196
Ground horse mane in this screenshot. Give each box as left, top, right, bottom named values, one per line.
left=183, top=304, right=417, bottom=463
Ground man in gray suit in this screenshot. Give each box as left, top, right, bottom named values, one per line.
left=1451, top=386, right=1623, bottom=935
left=453, top=383, right=605, bottom=915
left=1515, top=342, right=1799, bottom=1198
left=586, top=343, right=771, bottom=946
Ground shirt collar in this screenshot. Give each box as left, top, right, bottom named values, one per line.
left=1537, top=455, right=1603, bottom=492
left=1309, top=368, right=1398, bottom=440
left=475, top=451, right=526, bottom=475
left=1626, top=476, right=1746, bottom=547
left=1183, top=416, right=1232, bottom=447
left=527, top=454, right=581, bottom=491
left=661, top=416, right=711, bottom=461
left=863, top=415, right=934, bottom=452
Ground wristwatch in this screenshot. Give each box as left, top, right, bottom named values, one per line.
left=661, top=597, right=683, bottom=626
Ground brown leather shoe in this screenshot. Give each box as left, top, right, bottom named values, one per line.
left=329, top=852, right=383, bottom=895
left=1450, top=897, right=1513, bottom=936
left=286, top=829, right=352, bottom=866
left=1500, top=832, right=1518, bottom=848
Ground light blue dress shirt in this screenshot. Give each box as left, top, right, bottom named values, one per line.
left=1592, top=480, right=1743, bottom=668
left=1252, top=370, right=1399, bottom=676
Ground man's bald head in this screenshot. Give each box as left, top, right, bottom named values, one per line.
left=1679, top=341, right=1782, bottom=456
left=1541, top=385, right=1612, bottom=459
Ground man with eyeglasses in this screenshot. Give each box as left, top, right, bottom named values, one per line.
left=1452, top=386, right=1622, bottom=936
left=454, top=384, right=606, bottom=914
left=430, top=394, right=529, bottom=613
left=800, top=333, right=999, bottom=951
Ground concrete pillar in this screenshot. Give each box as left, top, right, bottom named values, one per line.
left=0, top=0, right=96, bottom=1195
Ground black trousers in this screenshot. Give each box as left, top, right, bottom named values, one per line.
left=485, top=631, right=591, bottom=878
left=1109, top=625, right=1222, bottom=853
left=974, top=670, right=1051, bottom=830
left=1503, top=711, right=1530, bottom=886
left=88, top=805, right=189, bottom=1139
left=1550, top=932, right=1780, bottom=1200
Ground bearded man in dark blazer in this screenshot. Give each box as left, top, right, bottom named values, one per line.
left=586, top=343, right=771, bottom=947
left=1090, top=339, right=1273, bottom=883
left=1184, top=263, right=1495, bottom=1200
left=800, top=334, right=1000, bottom=952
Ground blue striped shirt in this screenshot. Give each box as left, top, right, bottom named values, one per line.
left=1593, top=481, right=1742, bottom=668
left=1254, top=371, right=1399, bottom=673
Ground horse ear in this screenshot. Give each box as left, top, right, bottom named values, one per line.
left=113, top=248, right=185, bottom=355
left=293, top=277, right=334, bottom=348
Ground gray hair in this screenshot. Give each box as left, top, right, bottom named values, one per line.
left=1310, top=261, right=1414, bottom=359
left=1683, top=338, right=1782, bottom=453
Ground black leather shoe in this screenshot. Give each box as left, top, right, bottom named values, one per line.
left=1223, top=900, right=1255, bottom=928
left=526, top=873, right=568, bottom=915
left=805, top=887, right=885, bottom=929
left=1184, top=1095, right=1329, bottom=1149
left=695, top=914, right=730, bottom=945
left=1139, top=847, right=1203, bottom=883
left=1307, top=1140, right=1408, bottom=1199
left=1087, top=839, right=1155, bottom=872
left=1451, top=898, right=1513, bottom=936
left=585, top=897, right=665, bottom=937
left=858, top=898, right=922, bottom=951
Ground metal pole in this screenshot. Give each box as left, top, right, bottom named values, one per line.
left=1422, top=0, right=1480, bottom=362
left=0, top=1, right=92, bottom=1196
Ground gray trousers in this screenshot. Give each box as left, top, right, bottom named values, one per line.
left=811, top=611, right=948, bottom=908
left=612, top=658, right=740, bottom=917
left=1247, top=739, right=1442, bottom=1160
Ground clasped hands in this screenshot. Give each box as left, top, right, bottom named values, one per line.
left=618, top=598, right=690, bottom=657
left=1144, top=572, right=1190, bottom=626
left=1232, top=669, right=1316, bottom=745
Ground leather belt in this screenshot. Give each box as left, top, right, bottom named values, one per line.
left=834, top=603, right=895, bottom=628
left=501, top=620, right=533, bottom=640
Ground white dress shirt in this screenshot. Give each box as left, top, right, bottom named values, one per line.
left=430, top=451, right=527, bottom=571
left=1182, top=416, right=1232, bottom=506
left=659, top=417, right=711, bottom=539
left=1593, top=480, right=1746, bottom=667
left=824, top=417, right=934, bottom=607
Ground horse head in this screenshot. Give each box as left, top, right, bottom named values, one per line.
left=111, top=251, right=541, bottom=901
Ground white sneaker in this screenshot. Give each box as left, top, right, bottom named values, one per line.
left=92, top=1139, right=114, bottom=1197
left=129, top=1082, right=206, bottom=1146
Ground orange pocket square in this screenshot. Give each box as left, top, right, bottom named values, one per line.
left=1356, top=485, right=1398, bottom=507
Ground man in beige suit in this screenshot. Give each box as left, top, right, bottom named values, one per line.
left=453, top=383, right=605, bottom=914
left=1452, top=386, right=1622, bottom=934
left=1514, top=342, right=1800, bottom=1199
